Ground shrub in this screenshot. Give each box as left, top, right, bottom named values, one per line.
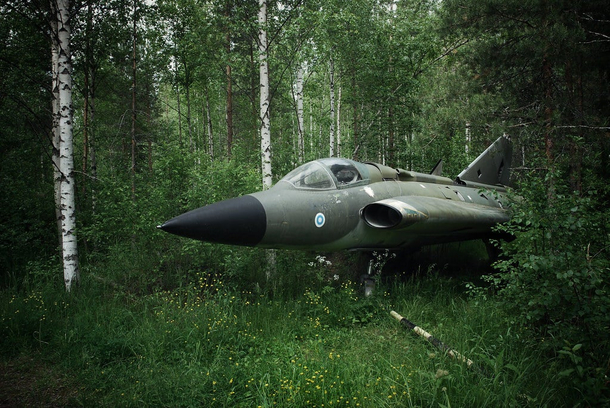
left=482, top=182, right=610, bottom=403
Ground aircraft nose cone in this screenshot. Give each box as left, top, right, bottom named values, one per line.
left=158, top=195, right=267, bottom=246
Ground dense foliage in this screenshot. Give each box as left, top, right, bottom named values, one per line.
left=1, top=0, right=609, bottom=404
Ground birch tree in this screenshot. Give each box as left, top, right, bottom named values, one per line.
left=329, top=55, right=336, bottom=157
left=296, top=64, right=304, bottom=163
left=258, top=0, right=271, bottom=190
left=52, top=0, right=79, bottom=291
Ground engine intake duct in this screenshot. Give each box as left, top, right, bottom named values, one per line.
left=362, top=198, right=429, bottom=229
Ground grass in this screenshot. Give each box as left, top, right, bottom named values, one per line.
left=0, top=259, right=576, bottom=407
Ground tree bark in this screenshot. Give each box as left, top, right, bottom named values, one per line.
left=204, top=84, right=214, bottom=159
left=226, top=65, right=233, bottom=157
left=351, top=70, right=360, bottom=160
left=259, top=0, right=272, bottom=190
left=54, top=0, right=79, bottom=291
left=296, top=64, right=304, bottom=162
left=336, top=83, right=341, bottom=157
left=184, top=61, right=193, bottom=152
left=225, top=0, right=233, bottom=158
left=131, top=0, right=137, bottom=202
left=176, top=86, right=183, bottom=146
left=329, top=55, right=336, bottom=157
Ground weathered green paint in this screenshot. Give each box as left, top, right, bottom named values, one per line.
left=159, top=136, right=512, bottom=252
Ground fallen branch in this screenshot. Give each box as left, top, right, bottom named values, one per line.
left=390, top=310, right=474, bottom=367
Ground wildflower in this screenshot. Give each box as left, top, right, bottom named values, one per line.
left=435, top=369, right=449, bottom=379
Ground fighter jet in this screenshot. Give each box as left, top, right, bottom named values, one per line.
left=159, top=136, right=512, bottom=251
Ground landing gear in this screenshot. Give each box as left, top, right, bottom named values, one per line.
left=360, top=259, right=376, bottom=297
left=360, top=250, right=396, bottom=296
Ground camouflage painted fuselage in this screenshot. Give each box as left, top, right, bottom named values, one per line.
left=250, top=167, right=508, bottom=250
left=160, top=135, right=512, bottom=251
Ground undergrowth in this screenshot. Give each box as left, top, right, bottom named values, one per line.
left=0, top=259, right=583, bottom=407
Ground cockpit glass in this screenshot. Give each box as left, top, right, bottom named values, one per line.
left=280, top=158, right=369, bottom=190
left=321, top=158, right=365, bottom=186
left=282, top=162, right=335, bottom=189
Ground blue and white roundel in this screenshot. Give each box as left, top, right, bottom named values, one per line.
left=315, top=212, right=326, bottom=228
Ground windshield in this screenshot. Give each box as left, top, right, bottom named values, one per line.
left=282, top=161, right=335, bottom=189
left=280, top=158, right=369, bottom=190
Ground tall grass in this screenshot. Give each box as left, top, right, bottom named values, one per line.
left=0, top=261, right=579, bottom=407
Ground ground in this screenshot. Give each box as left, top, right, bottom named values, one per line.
left=0, top=354, right=80, bottom=407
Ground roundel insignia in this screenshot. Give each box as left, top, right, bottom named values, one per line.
left=315, top=212, right=326, bottom=228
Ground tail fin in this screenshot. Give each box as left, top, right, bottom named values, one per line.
left=429, top=159, right=443, bottom=176
left=456, top=135, right=512, bottom=187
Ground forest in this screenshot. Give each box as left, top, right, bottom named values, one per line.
left=1, top=0, right=609, bottom=406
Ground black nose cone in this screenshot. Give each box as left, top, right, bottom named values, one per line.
left=159, top=195, right=267, bottom=246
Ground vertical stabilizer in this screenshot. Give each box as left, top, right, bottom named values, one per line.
left=456, top=135, right=512, bottom=186
left=429, top=159, right=443, bottom=176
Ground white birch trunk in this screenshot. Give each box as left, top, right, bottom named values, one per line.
left=309, top=100, right=313, bottom=152
left=55, top=0, right=79, bottom=291
left=329, top=56, right=335, bottom=157
left=258, top=0, right=276, bottom=283
left=465, top=121, right=471, bottom=157
left=259, top=0, right=272, bottom=190
left=176, top=87, right=183, bottom=146
left=336, top=84, right=342, bottom=157
left=296, top=64, right=304, bottom=163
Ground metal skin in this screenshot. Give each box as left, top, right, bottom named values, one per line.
left=159, top=136, right=512, bottom=251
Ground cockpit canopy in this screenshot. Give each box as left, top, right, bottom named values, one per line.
left=280, top=158, right=370, bottom=190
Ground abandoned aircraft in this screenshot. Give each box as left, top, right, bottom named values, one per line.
left=158, top=136, right=512, bottom=251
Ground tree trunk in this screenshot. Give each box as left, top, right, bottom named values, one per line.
left=329, top=55, right=336, bottom=157
left=387, top=105, right=394, bottom=163
left=258, top=0, right=274, bottom=283
left=81, top=0, right=93, bottom=201
left=226, top=63, right=233, bottom=157
left=309, top=97, right=313, bottom=154
left=184, top=63, right=193, bottom=152
left=130, top=0, right=137, bottom=202
left=54, top=0, right=79, bottom=291
left=89, top=89, right=97, bottom=214
left=336, top=83, right=341, bottom=157
left=225, top=0, right=233, bottom=158
left=82, top=68, right=89, bottom=197
left=176, top=86, right=183, bottom=146
left=351, top=70, right=360, bottom=160
left=146, top=81, right=153, bottom=172
left=204, top=84, right=214, bottom=159
left=296, top=64, right=304, bottom=162
left=566, top=58, right=583, bottom=193
left=259, top=0, right=272, bottom=190
left=250, top=41, right=259, bottom=147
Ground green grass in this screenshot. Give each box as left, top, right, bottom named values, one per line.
left=0, top=267, right=577, bottom=407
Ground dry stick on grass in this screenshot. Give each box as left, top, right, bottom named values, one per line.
left=391, top=310, right=491, bottom=377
